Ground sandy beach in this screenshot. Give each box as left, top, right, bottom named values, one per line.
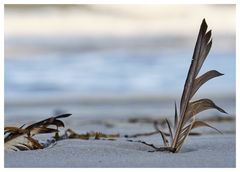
left=4, top=135, right=235, bottom=168
left=4, top=125, right=235, bottom=168
left=4, top=95, right=236, bottom=168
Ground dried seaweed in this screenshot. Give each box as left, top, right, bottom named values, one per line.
left=124, top=130, right=200, bottom=138
left=64, top=129, right=119, bottom=140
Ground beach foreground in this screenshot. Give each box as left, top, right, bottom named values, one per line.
left=4, top=95, right=236, bottom=168
left=5, top=135, right=235, bottom=168
left=4, top=119, right=235, bottom=168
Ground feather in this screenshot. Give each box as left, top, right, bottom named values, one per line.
left=165, top=119, right=173, bottom=143
left=183, top=99, right=227, bottom=125
left=190, top=70, right=224, bottom=99
left=25, top=113, right=72, bottom=131
left=4, top=113, right=72, bottom=151
left=154, top=122, right=169, bottom=147
left=174, top=101, right=178, bottom=131
left=168, top=19, right=227, bottom=152
left=191, top=120, right=223, bottom=134
left=132, top=19, right=227, bottom=153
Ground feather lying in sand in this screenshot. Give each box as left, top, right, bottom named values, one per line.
left=4, top=113, right=72, bottom=151
left=4, top=114, right=119, bottom=151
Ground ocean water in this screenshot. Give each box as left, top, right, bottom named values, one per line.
left=5, top=5, right=236, bottom=102
left=5, top=45, right=235, bottom=100
left=4, top=35, right=236, bottom=119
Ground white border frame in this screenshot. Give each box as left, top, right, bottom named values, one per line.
left=1, top=0, right=238, bottom=171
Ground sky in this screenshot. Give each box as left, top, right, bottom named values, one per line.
left=4, top=4, right=235, bottom=58
left=5, top=5, right=235, bottom=37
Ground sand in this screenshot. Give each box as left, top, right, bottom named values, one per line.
left=4, top=119, right=236, bottom=168
left=4, top=95, right=236, bottom=168
left=4, top=135, right=235, bottom=168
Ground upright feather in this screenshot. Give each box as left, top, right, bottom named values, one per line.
left=171, top=19, right=226, bottom=152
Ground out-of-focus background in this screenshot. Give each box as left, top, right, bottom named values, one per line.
left=4, top=5, right=235, bottom=122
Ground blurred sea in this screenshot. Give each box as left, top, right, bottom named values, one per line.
left=5, top=38, right=235, bottom=99
left=4, top=5, right=236, bottom=119
left=4, top=40, right=236, bottom=121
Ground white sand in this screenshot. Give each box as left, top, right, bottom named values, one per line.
left=4, top=96, right=236, bottom=168
left=4, top=130, right=235, bottom=167
left=4, top=115, right=236, bottom=167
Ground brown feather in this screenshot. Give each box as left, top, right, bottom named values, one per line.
left=191, top=120, right=223, bottom=134
left=170, top=19, right=226, bottom=153
left=183, top=99, right=227, bottom=125
left=190, top=70, right=223, bottom=99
